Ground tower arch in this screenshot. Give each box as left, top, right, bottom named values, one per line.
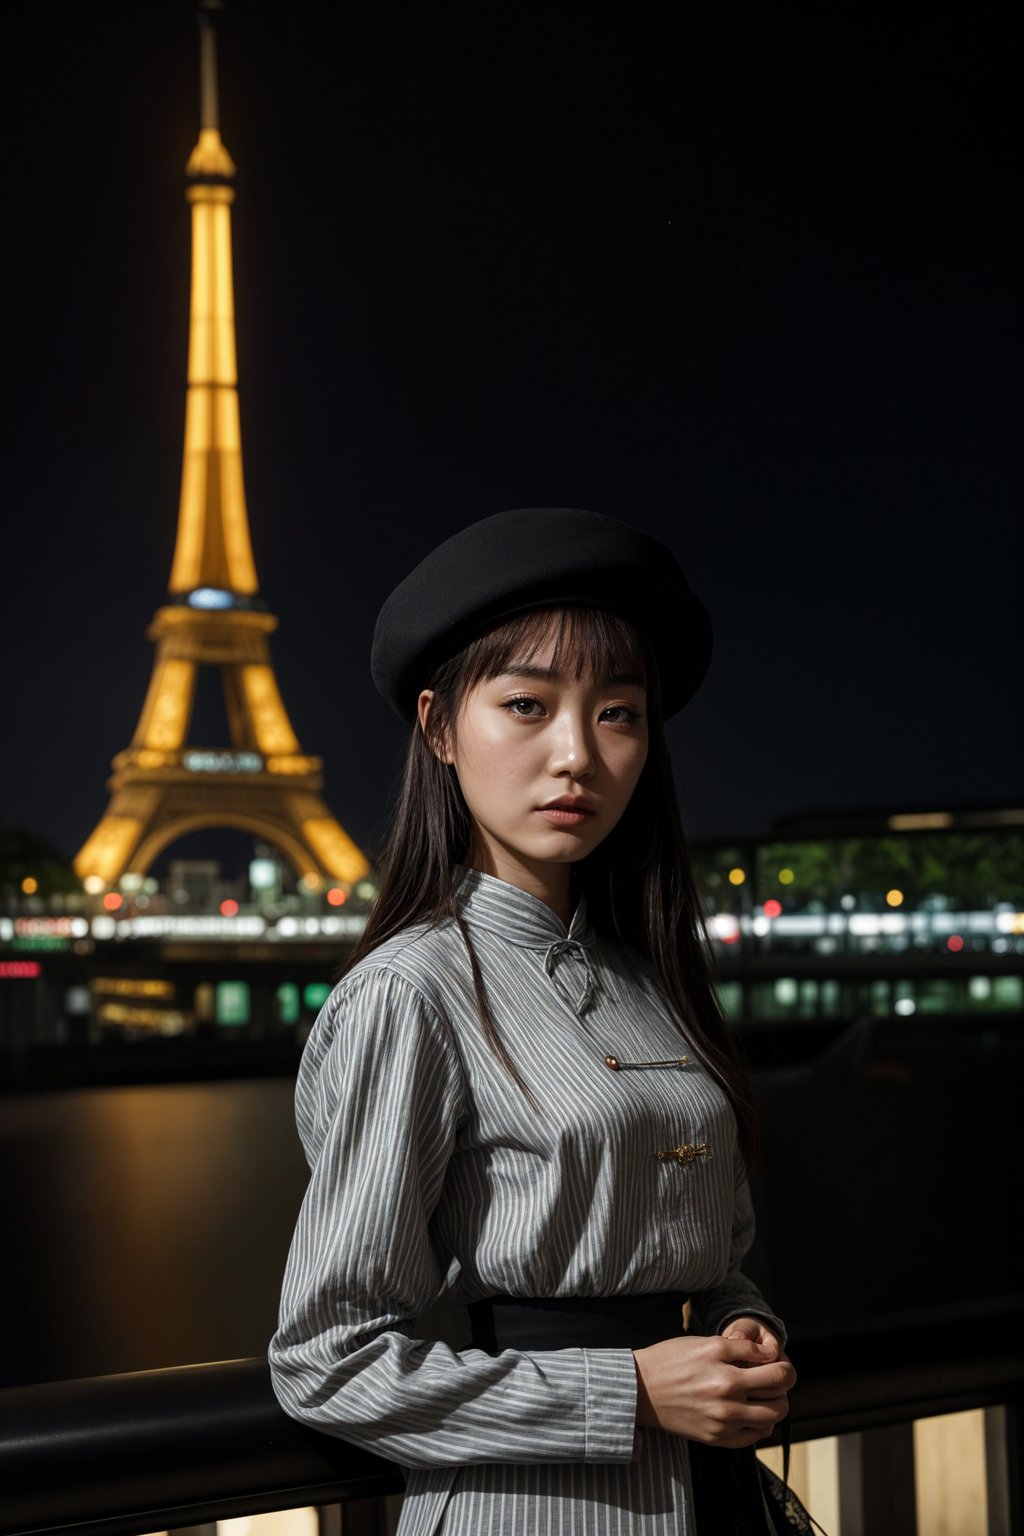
left=130, top=813, right=320, bottom=885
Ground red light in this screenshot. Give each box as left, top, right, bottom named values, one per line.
left=0, top=961, right=42, bottom=979
left=220, top=899, right=239, bottom=917
left=947, top=934, right=965, bottom=953
left=720, top=929, right=741, bottom=944
left=763, top=899, right=782, bottom=918
left=326, top=887, right=348, bottom=907
left=103, top=893, right=123, bottom=911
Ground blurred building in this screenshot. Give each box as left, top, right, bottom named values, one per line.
left=1, top=803, right=1020, bottom=1078
left=692, top=803, right=1023, bottom=1028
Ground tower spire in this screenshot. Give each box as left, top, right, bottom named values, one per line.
left=74, top=12, right=369, bottom=893
left=198, top=1, right=221, bottom=132
left=173, top=0, right=250, bottom=596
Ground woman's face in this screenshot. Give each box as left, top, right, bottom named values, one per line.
left=420, top=633, right=649, bottom=895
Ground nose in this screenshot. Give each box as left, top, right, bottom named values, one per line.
left=547, top=708, right=596, bottom=779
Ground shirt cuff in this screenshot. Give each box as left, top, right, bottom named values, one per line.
left=582, top=1348, right=639, bottom=1462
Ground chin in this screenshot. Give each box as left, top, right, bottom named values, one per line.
left=528, top=830, right=603, bottom=863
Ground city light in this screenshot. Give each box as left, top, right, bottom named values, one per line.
left=778, top=868, right=794, bottom=885
left=187, top=587, right=235, bottom=609
left=0, top=961, right=42, bottom=979
left=326, top=887, right=348, bottom=907
left=947, top=935, right=965, bottom=953
left=886, top=889, right=904, bottom=907
left=100, top=915, right=267, bottom=939
left=763, top=899, right=783, bottom=918
left=219, top=899, right=239, bottom=917
left=249, top=858, right=278, bottom=890
left=184, top=750, right=263, bottom=774
left=20, top=877, right=38, bottom=895
left=103, top=893, right=123, bottom=912
left=15, top=918, right=89, bottom=939
left=728, top=868, right=746, bottom=886
left=849, top=914, right=906, bottom=935
left=93, top=977, right=175, bottom=999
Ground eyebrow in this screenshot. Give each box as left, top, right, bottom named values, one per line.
left=494, top=664, right=646, bottom=688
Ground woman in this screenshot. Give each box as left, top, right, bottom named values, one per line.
left=269, top=507, right=796, bottom=1535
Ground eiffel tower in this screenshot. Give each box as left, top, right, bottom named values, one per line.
left=75, top=7, right=368, bottom=893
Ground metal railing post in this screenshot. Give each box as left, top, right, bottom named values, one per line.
left=985, top=1403, right=1023, bottom=1536
left=837, top=1422, right=917, bottom=1536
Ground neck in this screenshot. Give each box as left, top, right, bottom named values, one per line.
left=465, top=838, right=575, bottom=927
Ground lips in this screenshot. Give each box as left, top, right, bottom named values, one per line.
left=536, top=797, right=596, bottom=828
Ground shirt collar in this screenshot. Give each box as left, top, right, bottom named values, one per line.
left=454, top=866, right=593, bottom=950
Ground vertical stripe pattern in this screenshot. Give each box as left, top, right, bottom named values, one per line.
left=269, top=868, right=785, bottom=1535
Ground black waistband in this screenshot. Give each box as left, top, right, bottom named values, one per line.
left=467, top=1292, right=689, bottom=1353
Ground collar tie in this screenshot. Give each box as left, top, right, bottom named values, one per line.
left=543, top=938, right=596, bottom=1016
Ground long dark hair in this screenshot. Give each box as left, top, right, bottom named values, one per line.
left=347, top=604, right=759, bottom=1166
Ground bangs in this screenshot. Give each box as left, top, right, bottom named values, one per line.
left=459, top=605, right=649, bottom=693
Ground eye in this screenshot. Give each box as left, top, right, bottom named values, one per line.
left=502, top=694, right=546, bottom=718
left=600, top=704, right=642, bottom=725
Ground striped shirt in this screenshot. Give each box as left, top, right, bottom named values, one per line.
left=269, top=868, right=784, bottom=1535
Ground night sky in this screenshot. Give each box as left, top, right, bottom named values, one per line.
left=5, top=0, right=1021, bottom=872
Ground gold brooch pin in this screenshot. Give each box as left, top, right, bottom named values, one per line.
left=604, top=1054, right=690, bottom=1071
left=654, top=1142, right=712, bottom=1167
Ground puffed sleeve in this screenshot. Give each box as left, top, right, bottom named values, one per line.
left=688, top=1142, right=787, bottom=1344
left=268, top=964, right=638, bottom=1468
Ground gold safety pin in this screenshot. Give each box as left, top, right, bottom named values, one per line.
left=604, top=1054, right=690, bottom=1071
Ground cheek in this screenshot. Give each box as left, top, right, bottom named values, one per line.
left=459, top=715, right=535, bottom=773
left=612, top=730, right=648, bottom=779
left=609, top=739, right=648, bottom=808
left=451, top=720, right=524, bottom=800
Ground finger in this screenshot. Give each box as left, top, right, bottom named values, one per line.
left=721, top=1336, right=771, bottom=1365
left=717, top=1399, right=788, bottom=1436
left=743, top=1393, right=791, bottom=1420
left=729, top=1362, right=795, bottom=1395
left=723, top=1321, right=759, bottom=1340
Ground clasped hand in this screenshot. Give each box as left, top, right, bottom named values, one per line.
left=633, top=1316, right=796, bottom=1446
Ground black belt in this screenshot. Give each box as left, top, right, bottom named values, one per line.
left=467, top=1292, right=785, bottom=1536
left=467, top=1291, right=688, bottom=1354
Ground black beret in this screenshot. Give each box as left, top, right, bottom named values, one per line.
left=371, top=507, right=712, bottom=721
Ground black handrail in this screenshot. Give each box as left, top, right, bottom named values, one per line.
left=0, top=1357, right=401, bottom=1536
left=2, top=1312, right=1022, bottom=1536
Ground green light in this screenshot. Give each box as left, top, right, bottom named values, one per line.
left=215, top=980, right=250, bottom=1026
left=303, top=982, right=331, bottom=1013
left=276, top=982, right=300, bottom=1026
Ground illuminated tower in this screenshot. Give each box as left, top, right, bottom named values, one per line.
left=75, top=7, right=368, bottom=892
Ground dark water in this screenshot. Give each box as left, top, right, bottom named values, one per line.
left=0, top=1080, right=309, bottom=1388
left=2, top=1030, right=1020, bottom=1390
